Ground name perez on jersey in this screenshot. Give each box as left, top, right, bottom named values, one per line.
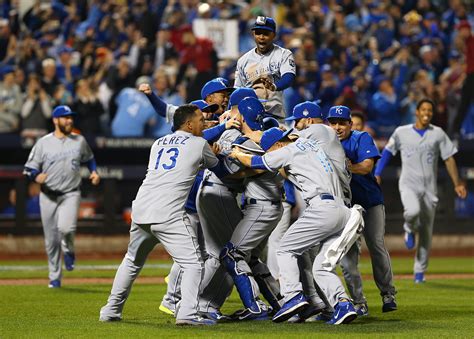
left=156, top=135, right=190, bottom=146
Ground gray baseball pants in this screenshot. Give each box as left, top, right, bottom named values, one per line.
left=196, top=182, right=242, bottom=313
left=100, top=216, right=203, bottom=321
left=277, top=195, right=351, bottom=307
left=229, top=202, right=283, bottom=301
left=39, top=191, right=81, bottom=281
left=161, top=212, right=204, bottom=313
left=266, top=201, right=292, bottom=279
left=400, top=188, right=438, bottom=274
left=340, top=204, right=396, bottom=303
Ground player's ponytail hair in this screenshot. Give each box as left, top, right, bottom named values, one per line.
left=173, top=104, right=200, bottom=130
left=416, top=98, right=435, bottom=112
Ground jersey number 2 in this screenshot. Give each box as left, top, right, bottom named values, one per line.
left=155, top=148, right=179, bottom=170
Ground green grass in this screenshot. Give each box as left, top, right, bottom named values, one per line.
left=0, top=257, right=473, bottom=338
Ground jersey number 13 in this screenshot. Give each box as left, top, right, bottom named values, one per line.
left=155, top=147, right=179, bottom=170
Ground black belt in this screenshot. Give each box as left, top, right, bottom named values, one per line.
left=246, top=198, right=280, bottom=206
left=41, top=186, right=79, bottom=198
left=320, top=193, right=334, bottom=200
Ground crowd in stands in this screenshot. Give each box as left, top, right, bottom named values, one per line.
left=0, top=0, right=473, bottom=141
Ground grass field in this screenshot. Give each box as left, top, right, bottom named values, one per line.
left=0, top=256, right=473, bottom=338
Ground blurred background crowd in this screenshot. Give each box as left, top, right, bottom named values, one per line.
left=1, top=0, right=473, bottom=141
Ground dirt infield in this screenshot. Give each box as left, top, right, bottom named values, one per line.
left=1, top=273, right=473, bottom=286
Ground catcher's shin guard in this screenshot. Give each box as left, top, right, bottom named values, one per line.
left=220, top=242, right=261, bottom=313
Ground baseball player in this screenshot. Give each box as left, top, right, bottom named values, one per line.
left=230, top=128, right=358, bottom=325
left=375, top=99, right=467, bottom=283
left=99, top=104, right=232, bottom=326
left=327, top=105, right=397, bottom=315
left=280, top=101, right=352, bottom=322
left=220, top=101, right=286, bottom=320
left=23, top=105, right=100, bottom=288
left=234, top=16, right=296, bottom=120
left=197, top=94, right=271, bottom=320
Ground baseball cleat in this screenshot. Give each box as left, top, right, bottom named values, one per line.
left=354, top=303, right=369, bottom=316
left=199, top=310, right=231, bottom=321
left=164, top=275, right=169, bottom=284
left=287, top=314, right=303, bottom=323
left=99, top=315, right=122, bottom=322
left=404, top=232, right=415, bottom=250
left=159, top=303, right=175, bottom=316
left=175, top=317, right=216, bottom=326
left=272, top=293, right=309, bottom=323
left=314, top=310, right=333, bottom=322
left=382, top=294, right=397, bottom=312
left=64, top=252, right=75, bottom=271
left=326, top=301, right=357, bottom=325
left=414, top=272, right=426, bottom=284
left=48, top=279, right=61, bottom=288
left=229, top=308, right=269, bottom=321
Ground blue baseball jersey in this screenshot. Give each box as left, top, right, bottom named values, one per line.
left=341, top=130, right=383, bottom=209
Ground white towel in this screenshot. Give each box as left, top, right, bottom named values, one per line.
left=322, top=204, right=365, bottom=271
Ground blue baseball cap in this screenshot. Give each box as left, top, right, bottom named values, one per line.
left=52, top=105, right=76, bottom=118
left=285, top=101, right=322, bottom=121
left=251, top=16, right=276, bottom=33
left=201, top=77, right=234, bottom=100
left=190, top=100, right=219, bottom=113
left=228, top=87, right=263, bottom=109
left=327, top=105, right=351, bottom=121
left=238, top=97, right=265, bottom=131
left=260, top=127, right=293, bottom=151
left=1, top=65, right=15, bottom=77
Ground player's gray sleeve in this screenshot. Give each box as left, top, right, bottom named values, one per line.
left=438, top=130, right=457, bottom=160
left=279, top=49, right=296, bottom=75
left=262, top=147, right=292, bottom=171
left=234, top=59, right=244, bottom=87
left=24, top=141, right=43, bottom=171
left=385, top=128, right=400, bottom=155
left=201, top=141, right=219, bottom=169
left=79, top=137, right=94, bottom=162
left=166, top=104, right=178, bottom=124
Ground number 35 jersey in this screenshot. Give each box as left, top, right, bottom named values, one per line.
left=385, top=124, right=457, bottom=195
left=132, top=130, right=219, bottom=224
left=24, top=133, right=94, bottom=192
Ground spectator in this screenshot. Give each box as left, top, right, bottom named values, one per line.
left=73, top=79, right=105, bottom=136
left=111, top=76, right=157, bottom=138
left=152, top=24, right=179, bottom=70
left=40, top=58, right=60, bottom=97
left=56, top=46, right=81, bottom=92
left=20, top=74, right=52, bottom=139
left=105, top=56, right=135, bottom=120
left=0, top=66, right=22, bottom=133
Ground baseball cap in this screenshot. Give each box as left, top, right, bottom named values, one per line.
left=1, top=65, right=15, bottom=76
left=238, top=97, right=265, bottom=131
left=260, top=127, right=293, bottom=151
left=374, top=74, right=390, bottom=89
left=58, top=46, right=74, bottom=54
left=227, top=87, right=266, bottom=109
left=190, top=100, right=219, bottom=113
left=52, top=105, right=76, bottom=118
left=285, top=101, right=322, bottom=121
left=201, top=78, right=235, bottom=100
left=251, top=16, right=276, bottom=33
left=327, top=105, right=351, bottom=121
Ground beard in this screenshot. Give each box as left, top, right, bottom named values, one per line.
left=58, top=122, right=73, bottom=135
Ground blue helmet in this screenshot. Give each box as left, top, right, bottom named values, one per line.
left=262, top=117, right=280, bottom=130
left=238, top=97, right=265, bottom=131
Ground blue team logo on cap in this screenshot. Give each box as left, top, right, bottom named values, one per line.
left=327, top=105, right=351, bottom=120
left=285, top=101, right=322, bottom=121
left=52, top=105, right=76, bottom=118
